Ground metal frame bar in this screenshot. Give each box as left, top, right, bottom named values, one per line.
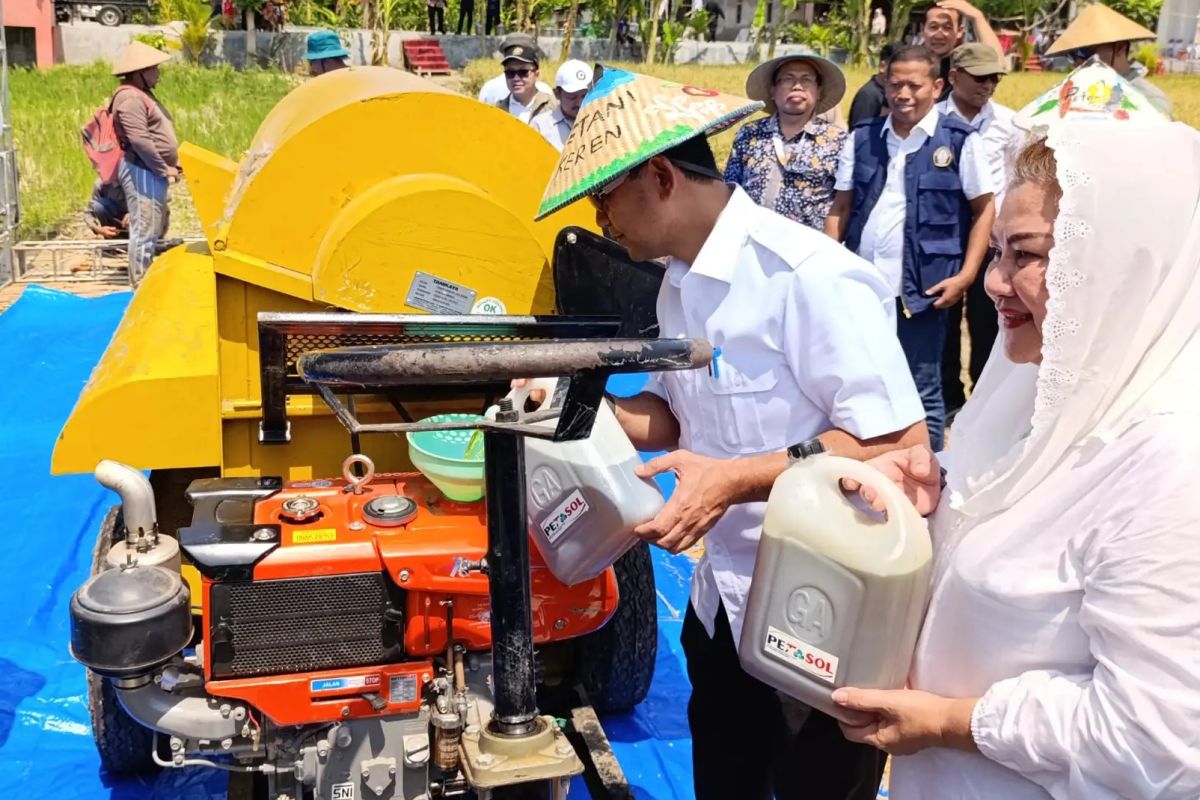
left=256, top=312, right=625, bottom=443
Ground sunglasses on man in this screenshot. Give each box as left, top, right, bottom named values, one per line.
left=505, top=67, right=534, bottom=79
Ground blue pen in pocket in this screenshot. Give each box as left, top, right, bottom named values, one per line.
left=709, top=346, right=722, bottom=379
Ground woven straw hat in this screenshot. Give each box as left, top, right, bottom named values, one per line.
left=111, top=41, right=171, bottom=76
left=745, top=54, right=846, bottom=115
left=1046, top=4, right=1156, bottom=56
left=536, top=67, right=762, bottom=220
left=1013, top=59, right=1168, bottom=134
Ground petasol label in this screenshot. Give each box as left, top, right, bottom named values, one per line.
left=763, top=625, right=839, bottom=683
left=539, top=489, right=589, bottom=544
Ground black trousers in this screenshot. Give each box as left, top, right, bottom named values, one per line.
left=428, top=5, right=445, bottom=33
left=456, top=0, right=474, bottom=33
left=484, top=1, right=500, bottom=34
left=942, top=267, right=998, bottom=418
left=682, top=603, right=885, bottom=800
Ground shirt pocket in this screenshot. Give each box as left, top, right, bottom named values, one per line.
left=705, top=362, right=779, bottom=453
left=917, top=237, right=963, bottom=289
left=916, top=170, right=964, bottom=227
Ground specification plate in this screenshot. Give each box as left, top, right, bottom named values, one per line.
left=405, top=271, right=477, bottom=314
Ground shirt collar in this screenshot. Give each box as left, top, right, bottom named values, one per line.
left=937, top=95, right=993, bottom=129
left=769, top=113, right=824, bottom=141
left=665, top=185, right=755, bottom=286
left=882, top=105, right=940, bottom=140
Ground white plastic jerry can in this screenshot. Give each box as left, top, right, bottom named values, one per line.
left=504, top=378, right=665, bottom=586
left=739, top=446, right=932, bottom=724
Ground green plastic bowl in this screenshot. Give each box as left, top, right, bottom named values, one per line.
left=407, top=414, right=486, bottom=502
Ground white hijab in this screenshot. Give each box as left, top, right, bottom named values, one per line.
left=947, top=120, right=1200, bottom=520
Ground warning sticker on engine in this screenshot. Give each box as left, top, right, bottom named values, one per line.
left=292, top=528, right=336, bottom=544
left=332, top=783, right=355, bottom=800
left=539, top=489, right=589, bottom=544
left=389, top=674, right=418, bottom=704
left=763, top=626, right=840, bottom=683
left=405, top=271, right=477, bottom=315
left=310, top=674, right=380, bottom=693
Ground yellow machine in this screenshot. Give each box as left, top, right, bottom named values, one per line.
left=52, top=67, right=596, bottom=484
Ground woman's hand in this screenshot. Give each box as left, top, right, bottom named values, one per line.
left=510, top=378, right=547, bottom=405
left=843, top=444, right=942, bottom=516
left=833, top=688, right=978, bottom=756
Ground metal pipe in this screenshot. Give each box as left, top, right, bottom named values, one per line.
left=95, top=460, right=158, bottom=539
left=483, top=401, right=538, bottom=736
left=116, top=681, right=243, bottom=741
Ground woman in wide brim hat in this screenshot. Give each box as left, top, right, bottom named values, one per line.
left=744, top=53, right=846, bottom=116
left=111, top=40, right=170, bottom=77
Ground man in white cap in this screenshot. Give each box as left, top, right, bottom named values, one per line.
left=109, top=41, right=178, bottom=285
left=1044, top=3, right=1172, bottom=117
left=534, top=67, right=927, bottom=800
left=725, top=54, right=847, bottom=229
left=530, top=60, right=593, bottom=151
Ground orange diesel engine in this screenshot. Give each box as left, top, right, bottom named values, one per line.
left=189, top=465, right=618, bottom=728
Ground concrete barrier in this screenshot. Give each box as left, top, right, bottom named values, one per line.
left=56, top=21, right=817, bottom=70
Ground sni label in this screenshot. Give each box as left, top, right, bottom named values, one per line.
left=539, top=489, right=589, bottom=544
left=332, top=783, right=354, bottom=800
left=763, top=625, right=839, bottom=683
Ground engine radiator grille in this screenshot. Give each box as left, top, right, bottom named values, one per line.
left=209, top=573, right=399, bottom=679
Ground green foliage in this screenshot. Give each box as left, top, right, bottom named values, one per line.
left=178, top=0, right=217, bottom=62
left=133, top=31, right=173, bottom=51
left=1104, top=0, right=1162, bottom=30
left=784, top=15, right=851, bottom=57
left=660, top=19, right=685, bottom=62
left=1133, top=41, right=1159, bottom=71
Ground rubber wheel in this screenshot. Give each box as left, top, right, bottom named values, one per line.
left=86, top=505, right=161, bottom=775
left=97, top=5, right=122, bottom=25
left=574, top=543, right=657, bottom=713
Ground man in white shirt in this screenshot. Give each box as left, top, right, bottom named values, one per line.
left=530, top=60, right=592, bottom=151
left=535, top=67, right=928, bottom=800
left=937, top=43, right=1022, bottom=413
left=825, top=45, right=995, bottom=452
left=492, top=43, right=554, bottom=122
left=477, top=33, right=553, bottom=105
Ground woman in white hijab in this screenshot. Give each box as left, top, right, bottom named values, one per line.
left=827, top=80, right=1200, bottom=797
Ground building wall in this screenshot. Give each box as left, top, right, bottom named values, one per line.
left=1157, top=0, right=1200, bottom=46
left=2, top=0, right=55, bottom=67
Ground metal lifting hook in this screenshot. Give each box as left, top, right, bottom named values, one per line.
left=342, top=453, right=375, bottom=494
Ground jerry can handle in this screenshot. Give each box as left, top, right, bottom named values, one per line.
left=827, top=458, right=917, bottom=546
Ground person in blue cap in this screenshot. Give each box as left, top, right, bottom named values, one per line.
left=305, top=30, right=349, bottom=77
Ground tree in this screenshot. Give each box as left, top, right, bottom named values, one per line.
left=561, top=0, right=581, bottom=57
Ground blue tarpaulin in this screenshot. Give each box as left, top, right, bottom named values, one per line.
left=0, top=287, right=697, bottom=799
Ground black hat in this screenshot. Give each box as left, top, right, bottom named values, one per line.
left=501, top=43, right=538, bottom=66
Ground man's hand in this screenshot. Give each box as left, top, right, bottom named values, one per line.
left=935, top=0, right=981, bottom=19
left=842, top=444, right=941, bottom=516
left=633, top=450, right=739, bottom=554
left=95, top=225, right=120, bottom=239
left=165, top=166, right=180, bottom=183
left=925, top=273, right=972, bottom=309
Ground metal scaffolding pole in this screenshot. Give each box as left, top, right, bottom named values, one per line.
left=0, top=2, right=18, bottom=289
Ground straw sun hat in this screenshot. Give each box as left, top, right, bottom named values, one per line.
left=537, top=66, right=762, bottom=219
left=1046, top=4, right=1156, bottom=56
left=744, top=54, right=846, bottom=116
left=111, top=40, right=171, bottom=77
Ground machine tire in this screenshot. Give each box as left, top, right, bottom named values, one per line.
left=86, top=506, right=161, bottom=775
left=97, top=5, right=123, bottom=25
left=573, top=543, right=657, bottom=713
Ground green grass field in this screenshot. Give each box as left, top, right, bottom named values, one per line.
left=8, top=59, right=1198, bottom=239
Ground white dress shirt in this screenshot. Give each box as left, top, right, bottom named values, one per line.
left=530, top=107, right=572, bottom=151
left=834, top=106, right=994, bottom=297
left=477, top=73, right=553, bottom=105
left=644, top=186, right=925, bottom=645
left=891, top=414, right=1200, bottom=799
left=936, top=96, right=1024, bottom=207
